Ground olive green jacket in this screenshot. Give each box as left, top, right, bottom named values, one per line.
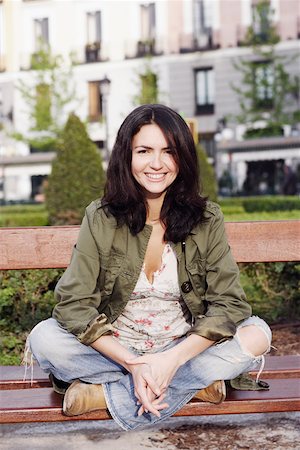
left=52, top=199, right=251, bottom=346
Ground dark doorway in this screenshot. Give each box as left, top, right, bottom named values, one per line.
left=31, top=175, right=47, bottom=202
left=242, top=159, right=285, bottom=195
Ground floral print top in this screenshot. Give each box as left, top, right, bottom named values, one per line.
left=112, top=243, right=192, bottom=353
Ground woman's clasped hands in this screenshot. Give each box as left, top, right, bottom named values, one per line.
left=125, top=350, right=180, bottom=418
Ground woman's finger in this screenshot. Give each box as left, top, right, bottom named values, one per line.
left=143, top=372, right=161, bottom=397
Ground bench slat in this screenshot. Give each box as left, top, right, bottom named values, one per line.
left=0, top=220, right=299, bottom=269
left=1, top=379, right=299, bottom=424
left=1, top=356, right=299, bottom=390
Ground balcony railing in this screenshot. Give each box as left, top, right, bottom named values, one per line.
left=125, top=38, right=163, bottom=59
left=85, top=42, right=101, bottom=63
left=179, top=29, right=220, bottom=53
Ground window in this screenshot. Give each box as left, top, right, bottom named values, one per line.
left=251, top=1, right=272, bottom=43
left=193, top=0, right=213, bottom=48
left=138, top=3, right=156, bottom=56
left=195, top=67, right=215, bottom=115
left=254, top=61, right=274, bottom=109
left=140, top=3, right=156, bottom=41
left=87, top=11, right=101, bottom=44
left=86, top=11, right=101, bottom=62
left=88, top=81, right=103, bottom=121
left=34, top=18, right=49, bottom=49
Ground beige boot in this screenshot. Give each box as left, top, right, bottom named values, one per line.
left=194, top=380, right=226, bottom=404
left=63, top=380, right=107, bottom=416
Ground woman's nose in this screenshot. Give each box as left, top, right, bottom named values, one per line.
left=149, top=152, right=163, bottom=169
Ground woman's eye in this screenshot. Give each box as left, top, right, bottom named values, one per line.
left=137, top=149, right=147, bottom=154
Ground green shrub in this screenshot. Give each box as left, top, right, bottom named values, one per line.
left=197, top=145, right=218, bottom=202
left=0, top=204, right=46, bottom=214
left=239, top=262, right=300, bottom=323
left=46, top=113, right=105, bottom=225
left=243, top=196, right=300, bottom=212
left=0, top=269, right=63, bottom=364
left=243, top=125, right=283, bottom=139
left=0, top=212, right=48, bottom=227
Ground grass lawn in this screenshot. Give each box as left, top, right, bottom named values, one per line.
left=223, top=209, right=299, bottom=221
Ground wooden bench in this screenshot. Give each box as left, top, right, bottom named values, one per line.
left=0, top=220, right=300, bottom=424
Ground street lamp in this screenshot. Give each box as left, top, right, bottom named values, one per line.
left=100, top=75, right=111, bottom=164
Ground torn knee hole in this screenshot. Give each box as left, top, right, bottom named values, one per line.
left=237, top=325, right=270, bottom=357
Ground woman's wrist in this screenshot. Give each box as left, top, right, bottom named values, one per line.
left=165, top=334, right=215, bottom=366
left=91, top=335, right=136, bottom=372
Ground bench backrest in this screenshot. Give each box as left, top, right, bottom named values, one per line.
left=0, top=221, right=299, bottom=270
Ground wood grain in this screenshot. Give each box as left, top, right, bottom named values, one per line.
left=0, top=220, right=299, bottom=270
left=0, top=379, right=299, bottom=424
left=1, top=356, right=299, bottom=390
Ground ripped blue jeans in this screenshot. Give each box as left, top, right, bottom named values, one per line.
left=27, top=315, right=271, bottom=431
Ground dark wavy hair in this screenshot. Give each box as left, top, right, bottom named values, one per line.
left=102, top=104, right=207, bottom=242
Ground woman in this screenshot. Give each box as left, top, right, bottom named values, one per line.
left=28, top=104, right=271, bottom=431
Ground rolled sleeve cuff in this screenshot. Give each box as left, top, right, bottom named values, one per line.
left=78, top=314, right=114, bottom=345
left=187, top=315, right=237, bottom=343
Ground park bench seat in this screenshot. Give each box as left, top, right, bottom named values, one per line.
left=0, top=220, right=299, bottom=424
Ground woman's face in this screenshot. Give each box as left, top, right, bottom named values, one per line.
left=131, top=123, right=178, bottom=199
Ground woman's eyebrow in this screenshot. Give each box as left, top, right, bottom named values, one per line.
left=133, top=145, right=170, bottom=150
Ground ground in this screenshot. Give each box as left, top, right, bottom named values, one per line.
left=269, top=323, right=300, bottom=356
left=1, top=323, right=299, bottom=450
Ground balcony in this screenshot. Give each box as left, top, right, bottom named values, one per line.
left=179, top=29, right=220, bottom=53
left=125, top=38, right=163, bottom=59
left=85, top=42, right=101, bottom=63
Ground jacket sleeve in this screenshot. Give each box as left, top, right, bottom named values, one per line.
left=52, top=205, right=114, bottom=345
left=188, top=205, right=252, bottom=342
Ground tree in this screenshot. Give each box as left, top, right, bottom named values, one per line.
left=45, top=114, right=105, bottom=224
left=134, top=58, right=159, bottom=105
left=197, top=145, right=218, bottom=201
left=14, top=42, right=79, bottom=151
left=232, top=0, right=300, bottom=138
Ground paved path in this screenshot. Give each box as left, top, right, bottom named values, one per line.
left=1, top=412, right=299, bottom=450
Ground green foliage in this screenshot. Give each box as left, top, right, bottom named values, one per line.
left=239, top=262, right=300, bottom=323
left=14, top=43, right=79, bottom=151
left=0, top=269, right=62, bottom=364
left=0, top=204, right=48, bottom=226
left=0, top=212, right=48, bottom=227
left=231, top=1, right=300, bottom=133
left=197, top=145, right=218, bottom=201
left=242, top=196, right=300, bottom=212
left=45, top=113, right=105, bottom=224
left=243, top=124, right=283, bottom=139
left=242, top=0, right=280, bottom=46
left=134, top=58, right=159, bottom=105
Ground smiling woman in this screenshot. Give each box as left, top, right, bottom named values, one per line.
left=27, top=104, right=271, bottom=431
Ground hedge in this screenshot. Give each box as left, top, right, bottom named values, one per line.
left=0, top=212, right=48, bottom=227
left=242, top=196, right=300, bottom=213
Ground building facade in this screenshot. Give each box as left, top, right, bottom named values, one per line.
left=0, top=0, right=299, bottom=201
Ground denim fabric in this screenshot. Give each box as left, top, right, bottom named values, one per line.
left=28, top=316, right=271, bottom=431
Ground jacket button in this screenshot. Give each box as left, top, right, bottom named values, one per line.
left=181, top=281, right=192, bottom=293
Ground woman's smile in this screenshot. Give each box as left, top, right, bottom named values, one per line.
left=145, top=173, right=167, bottom=181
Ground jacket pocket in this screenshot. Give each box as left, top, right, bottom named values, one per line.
left=186, top=258, right=206, bottom=294
left=102, top=255, right=125, bottom=296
